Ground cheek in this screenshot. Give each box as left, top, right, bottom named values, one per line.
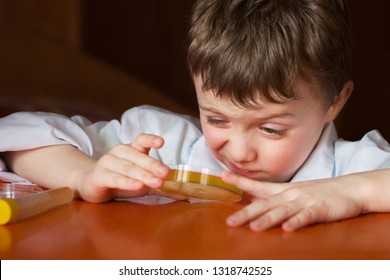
left=274, top=145, right=310, bottom=169
left=260, top=145, right=303, bottom=181
left=261, top=132, right=322, bottom=181
left=202, top=127, right=225, bottom=154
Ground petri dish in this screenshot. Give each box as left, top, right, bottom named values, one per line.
left=160, top=165, right=242, bottom=202
left=0, top=182, right=45, bottom=199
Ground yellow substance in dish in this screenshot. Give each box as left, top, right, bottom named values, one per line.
left=160, top=168, right=242, bottom=202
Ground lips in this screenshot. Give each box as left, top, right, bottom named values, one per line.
left=226, top=161, right=259, bottom=178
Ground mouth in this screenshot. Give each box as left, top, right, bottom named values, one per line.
left=226, top=161, right=259, bottom=178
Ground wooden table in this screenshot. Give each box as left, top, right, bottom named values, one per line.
left=1, top=198, right=390, bottom=260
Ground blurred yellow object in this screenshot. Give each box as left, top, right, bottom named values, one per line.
left=0, top=187, right=74, bottom=225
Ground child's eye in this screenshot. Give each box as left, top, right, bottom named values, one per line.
left=207, top=117, right=228, bottom=126
left=260, top=127, right=285, bottom=136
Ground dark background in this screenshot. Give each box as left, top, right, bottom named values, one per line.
left=81, top=0, right=390, bottom=140
left=1, top=0, right=389, bottom=140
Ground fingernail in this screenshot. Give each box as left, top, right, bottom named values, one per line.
left=157, top=165, right=169, bottom=176
left=226, top=215, right=238, bottom=226
left=149, top=177, right=162, bottom=187
left=250, top=221, right=265, bottom=232
left=153, top=137, right=163, bottom=146
left=282, top=221, right=296, bottom=232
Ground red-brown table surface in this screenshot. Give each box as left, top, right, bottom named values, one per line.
left=1, top=198, right=390, bottom=260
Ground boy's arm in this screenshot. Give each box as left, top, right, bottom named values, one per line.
left=3, top=145, right=95, bottom=199
left=3, top=133, right=171, bottom=203
left=356, top=168, right=390, bottom=213
left=222, top=169, right=390, bottom=231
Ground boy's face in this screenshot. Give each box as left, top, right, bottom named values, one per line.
left=195, top=76, right=337, bottom=182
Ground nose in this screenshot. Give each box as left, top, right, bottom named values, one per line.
left=228, top=134, right=256, bottom=163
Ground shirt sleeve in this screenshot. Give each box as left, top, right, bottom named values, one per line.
left=0, top=111, right=94, bottom=155
left=0, top=105, right=201, bottom=166
left=335, top=129, right=390, bottom=175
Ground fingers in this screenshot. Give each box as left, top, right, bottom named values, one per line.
left=222, top=171, right=294, bottom=230
left=224, top=177, right=327, bottom=231
left=102, top=154, right=165, bottom=188
left=130, top=133, right=165, bottom=154
left=281, top=207, right=318, bottom=232
left=226, top=189, right=338, bottom=232
left=221, top=171, right=287, bottom=197
left=127, top=133, right=170, bottom=180
left=109, top=143, right=169, bottom=180
left=85, top=133, right=170, bottom=193
left=227, top=203, right=310, bottom=232
left=226, top=194, right=304, bottom=231
left=222, top=172, right=333, bottom=231
left=248, top=203, right=305, bottom=231
left=223, top=172, right=365, bottom=232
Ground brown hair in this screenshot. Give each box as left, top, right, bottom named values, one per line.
left=187, top=0, right=350, bottom=106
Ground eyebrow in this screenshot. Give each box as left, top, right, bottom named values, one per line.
left=198, top=104, right=295, bottom=120
left=198, top=105, right=223, bottom=114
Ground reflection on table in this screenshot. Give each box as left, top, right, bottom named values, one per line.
left=1, top=198, right=390, bottom=260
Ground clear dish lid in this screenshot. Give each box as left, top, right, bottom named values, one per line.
left=160, top=164, right=242, bottom=202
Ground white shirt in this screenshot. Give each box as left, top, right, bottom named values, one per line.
left=1, top=105, right=390, bottom=185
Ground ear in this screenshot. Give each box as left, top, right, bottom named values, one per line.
left=325, top=80, right=354, bottom=122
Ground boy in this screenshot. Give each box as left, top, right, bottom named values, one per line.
left=1, top=0, right=390, bottom=231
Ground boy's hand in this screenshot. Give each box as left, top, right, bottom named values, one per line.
left=78, top=133, right=171, bottom=203
left=221, top=172, right=366, bottom=231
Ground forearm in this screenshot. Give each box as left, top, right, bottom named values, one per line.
left=3, top=145, right=95, bottom=198
left=354, top=169, right=390, bottom=213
